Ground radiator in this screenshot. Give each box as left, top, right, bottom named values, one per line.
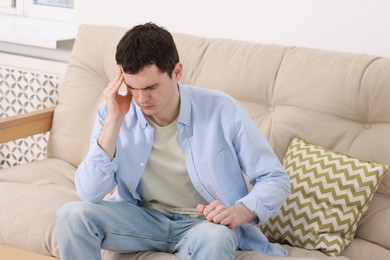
left=0, top=53, right=67, bottom=169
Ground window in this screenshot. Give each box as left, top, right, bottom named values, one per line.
left=0, top=0, right=76, bottom=58
left=0, top=0, right=74, bottom=22
left=0, top=0, right=15, bottom=14
left=0, top=0, right=15, bottom=8
left=34, top=0, right=73, bottom=9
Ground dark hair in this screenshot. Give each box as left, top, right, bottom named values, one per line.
left=115, top=22, right=179, bottom=78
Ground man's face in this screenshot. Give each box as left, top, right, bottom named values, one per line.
left=122, top=63, right=182, bottom=125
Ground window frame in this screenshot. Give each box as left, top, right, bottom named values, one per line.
left=0, top=0, right=15, bottom=8
left=0, top=0, right=17, bottom=15
left=0, top=0, right=74, bottom=22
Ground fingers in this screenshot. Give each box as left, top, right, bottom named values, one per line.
left=199, top=201, right=252, bottom=229
left=212, top=209, right=231, bottom=224
left=201, top=200, right=231, bottom=225
left=125, top=83, right=133, bottom=100
left=112, top=67, right=124, bottom=93
left=105, top=67, right=124, bottom=96
left=202, top=200, right=223, bottom=217
left=218, top=214, right=234, bottom=228
left=196, top=204, right=206, bottom=214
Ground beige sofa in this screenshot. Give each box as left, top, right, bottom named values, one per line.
left=1, top=24, right=390, bottom=260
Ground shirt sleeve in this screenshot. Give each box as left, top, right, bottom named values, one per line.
left=232, top=102, right=291, bottom=224
left=74, top=102, right=118, bottom=203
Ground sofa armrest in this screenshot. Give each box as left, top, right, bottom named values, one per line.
left=0, top=107, right=55, bottom=143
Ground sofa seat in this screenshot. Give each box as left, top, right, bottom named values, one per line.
left=101, top=245, right=351, bottom=260
left=0, top=244, right=57, bottom=260
left=0, top=158, right=79, bottom=258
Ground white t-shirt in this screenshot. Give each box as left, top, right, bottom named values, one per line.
left=140, top=117, right=208, bottom=217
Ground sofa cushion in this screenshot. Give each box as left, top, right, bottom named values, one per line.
left=354, top=193, right=390, bottom=249
left=0, top=159, right=79, bottom=258
left=101, top=245, right=350, bottom=260
left=0, top=158, right=76, bottom=188
left=341, top=238, right=390, bottom=260
left=47, top=25, right=128, bottom=167
left=0, top=245, right=57, bottom=260
left=261, top=137, right=388, bottom=256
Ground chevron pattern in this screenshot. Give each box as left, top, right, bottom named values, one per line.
left=260, top=137, right=388, bottom=256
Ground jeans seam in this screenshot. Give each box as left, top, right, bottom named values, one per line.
left=106, top=231, right=165, bottom=242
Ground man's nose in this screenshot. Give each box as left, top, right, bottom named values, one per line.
left=136, top=90, right=148, bottom=104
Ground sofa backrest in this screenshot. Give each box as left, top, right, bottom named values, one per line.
left=47, top=25, right=125, bottom=165
left=47, top=24, right=390, bottom=249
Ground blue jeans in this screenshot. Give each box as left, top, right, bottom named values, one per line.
left=56, top=201, right=239, bottom=260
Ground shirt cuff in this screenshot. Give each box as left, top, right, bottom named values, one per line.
left=236, top=195, right=269, bottom=224
left=89, top=139, right=118, bottom=175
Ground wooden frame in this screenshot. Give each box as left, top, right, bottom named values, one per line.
left=0, top=107, right=55, bottom=143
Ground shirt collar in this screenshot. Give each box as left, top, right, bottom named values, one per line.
left=177, top=82, right=192, bottom=127
left=134, top=101, right=148, bottom=130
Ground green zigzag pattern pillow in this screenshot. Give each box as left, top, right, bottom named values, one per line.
left=260, top=137, right=388, bottom=256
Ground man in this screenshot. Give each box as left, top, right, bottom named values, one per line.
left=56, top=22, right=290, bottom=260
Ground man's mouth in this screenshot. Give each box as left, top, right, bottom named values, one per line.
left=140, top=104, right=152, bottom=110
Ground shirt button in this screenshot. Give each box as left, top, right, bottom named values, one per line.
left=140, top=162, right=145, bottom=167
left=364, top=123, right=371, bottom=129
left=268, top=106, right=275, bottom=112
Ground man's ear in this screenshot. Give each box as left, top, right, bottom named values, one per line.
left=173, top=63, right=183, bottom=80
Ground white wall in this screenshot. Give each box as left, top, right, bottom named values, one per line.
left=75, top=0, right=390, bottom=57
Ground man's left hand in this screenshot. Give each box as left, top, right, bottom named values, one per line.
left=197, top=200, right=256, bottom=229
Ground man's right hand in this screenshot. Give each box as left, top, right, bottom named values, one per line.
left=103, top=66, right=133, bottom=120
left=98, top=67, right=133, bottom=160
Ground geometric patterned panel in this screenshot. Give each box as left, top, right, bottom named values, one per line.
left=0, top=66, right=60, bottom=169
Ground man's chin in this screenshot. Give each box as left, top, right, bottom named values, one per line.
left=142, top=108, right=152, bottom=113
left=141, top=109, right=154, bottom=117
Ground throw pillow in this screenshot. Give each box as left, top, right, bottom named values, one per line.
left=260, top=137, right=388, bottom=256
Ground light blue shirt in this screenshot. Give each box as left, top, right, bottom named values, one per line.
left=75, top=83, right=290, bottom=256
